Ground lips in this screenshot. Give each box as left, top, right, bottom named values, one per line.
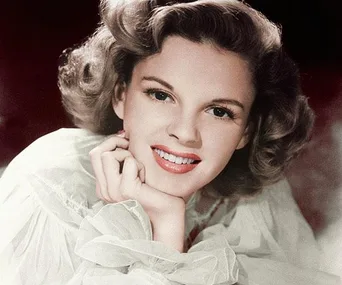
left=152, top=145, right=201, bottom=161
left=151, top=145, right=201, bottom=174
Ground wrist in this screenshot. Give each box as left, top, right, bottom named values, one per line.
left=147, top=194, right=186, bottom=225
left=151, top=207, right=186, bottom=252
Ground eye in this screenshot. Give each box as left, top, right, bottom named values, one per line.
left=144, top=89, right=174, bottom=103
left=207, top=106, right=236, bottom=120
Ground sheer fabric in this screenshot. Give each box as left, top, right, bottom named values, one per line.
left=0, top=128, right=340, bottom=285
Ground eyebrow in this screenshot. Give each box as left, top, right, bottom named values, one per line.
left=211, top=98, right=245, bottom=110
left=142, top=76, right=174, bottom=91
left=142, top=75, right=245, bottom=110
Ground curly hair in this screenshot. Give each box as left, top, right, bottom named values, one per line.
left=58, top=0, right=314, bottom=197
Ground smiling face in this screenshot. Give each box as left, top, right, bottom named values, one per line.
left=113, top=36, right=255, bottom=200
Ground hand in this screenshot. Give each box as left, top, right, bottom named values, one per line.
left=89, top=131, right=186, bottom=252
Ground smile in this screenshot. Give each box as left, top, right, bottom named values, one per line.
left=154, top=148, right=195, bottom=164
left=151, top=145, right=201, bottom=174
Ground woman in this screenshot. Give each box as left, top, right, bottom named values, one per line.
left=0, top=0, right=340, bottom=284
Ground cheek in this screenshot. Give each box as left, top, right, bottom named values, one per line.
left=125, top=106, right=172, bottom=141
left=122, top=98, right=147, bottom=137
left=203, top=127, right=242, bottom=165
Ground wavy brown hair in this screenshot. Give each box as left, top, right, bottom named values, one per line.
left=58, top=0, right=314, bottom=197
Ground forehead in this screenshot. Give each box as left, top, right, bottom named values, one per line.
left=132, top=36, right=255, bottom=101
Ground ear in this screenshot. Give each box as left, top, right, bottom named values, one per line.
left=112, top=82, right=127, bottom=120
left=236, top=122, right=253, bottom=150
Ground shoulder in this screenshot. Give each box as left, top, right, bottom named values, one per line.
left=1, top=128, right=107, bottom=208
left=234, top=179, right=320, bottom=267
left=200, top=180, right=320, bottom=267
left=11, top=128, right=104, bottom=166
left=241, top=179, right=306, bottom=231
left=9, top=128, right=105, bottom=169
left=236, top=179, right=313, bottom=241
left=242, top=180, right=298, bottom=219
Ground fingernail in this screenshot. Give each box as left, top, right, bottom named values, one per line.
left=117, top=130, right=125, bottom=137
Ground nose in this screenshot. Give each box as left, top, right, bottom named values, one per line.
left=167, top=113, right=201, bottom=147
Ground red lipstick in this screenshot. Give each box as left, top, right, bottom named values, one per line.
left=151, top=145, right=201, bottom=174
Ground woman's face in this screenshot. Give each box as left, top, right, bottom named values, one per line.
left=113, top=36, right=255, bottom=200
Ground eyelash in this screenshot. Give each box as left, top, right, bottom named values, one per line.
left=143, top=88, right=237, bottom=120
left=143, top=88, right=174, bottom=103
left=206, top=105, right=236, bottom=120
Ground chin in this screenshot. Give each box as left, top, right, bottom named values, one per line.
left=146, top=174, right=200, bottom=198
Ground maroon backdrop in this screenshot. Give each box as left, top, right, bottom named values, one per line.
left=0, top=1, right=99, bottom=164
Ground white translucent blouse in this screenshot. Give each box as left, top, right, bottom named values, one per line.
left=0, top=128, right=340, bottom=285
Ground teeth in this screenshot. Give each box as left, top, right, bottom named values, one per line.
left=159, top=150, right=165, bottom=158
left=175, top=157, right=182, bottom=164
left=154, top=148, right=196, bottom=164
left=169, top=154, right=176, bottom=163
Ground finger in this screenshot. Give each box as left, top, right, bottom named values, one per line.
left=89, top=136, right=129, bottom=197
left=95, top=181, right=107, bottom=201
left=116, top=130, right=126, bottom=137
left=121, top=156, right=138, bottom=183
left=101, top=149, right=133, bottom=202
left=136, top=161, right=146, bottom=183
left=112, top=149, right=133, bottom=164
left=90, top=152, right=108, bottom=199
left=100, top=151, right=122, bottom=202
left=120, top=157, right=141, bottom=200
left=106, top=148, right=133, bottom=178
left=90, top=135, right=129, bottom=154
left=121, top=158, right=163, bottom=208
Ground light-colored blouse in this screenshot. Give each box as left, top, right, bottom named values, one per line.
left=0, top=128, right=340, bottom=285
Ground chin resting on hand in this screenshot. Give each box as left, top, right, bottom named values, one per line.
left=89, top=132, right=186, bottom=252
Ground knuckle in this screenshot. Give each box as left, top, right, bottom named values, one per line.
left=112, top=149, right=124, bottom=158
left=114, top=148, right=126, bottom=154
left=107, top=192, right=117, bottom=202
left=108, top=136, right=121, bottom=145
left=137, top=161, right=145, bottom=170
left=124, top=156, right=134, bottom=165
left=100, top=151, right=112, bottom=159
left=119, top=182, right=131, bottom=199
left=89, top=147, right=99, bottom=158
left=121, top=189, right=130, bottom=200
left=108, top=189, right=122, bottom=202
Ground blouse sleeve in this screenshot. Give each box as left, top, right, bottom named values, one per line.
left=0, top=163, right=87, bottom=285
left=68, top=181, right=341, bottom=285
left=62, top=182, right=341, bottom=285
left=0, top=162, right=237, bottom=285
left=69, top=200, right=239, bottom=285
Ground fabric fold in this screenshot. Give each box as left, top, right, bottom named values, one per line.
left=2, top=129, right=341, bottom=285
left=74, top=200, right=239, bottom=285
